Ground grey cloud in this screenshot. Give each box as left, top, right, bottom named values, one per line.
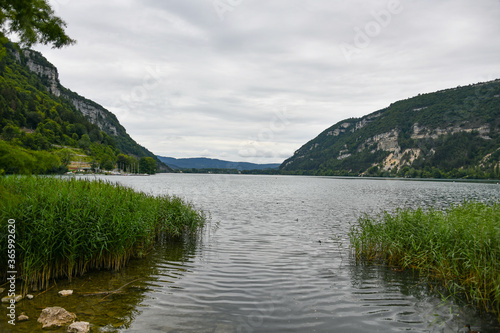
left=36, top=0, right=500, bottom=163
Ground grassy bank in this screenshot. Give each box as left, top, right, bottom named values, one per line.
left=349, top=201, right=500, bottom=319
left=0, top=176, right=205, bottom=293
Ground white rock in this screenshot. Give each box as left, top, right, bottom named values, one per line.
left=67, top=321, right=90, bottom=333
left=18, top=313, right=29, bottom=321
left=1, top=294, right=23, bottom=303
left=58, top=290, right=73, bottom=297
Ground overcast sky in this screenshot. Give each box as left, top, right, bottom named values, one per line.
left=34, top=0, right=500, bottom=163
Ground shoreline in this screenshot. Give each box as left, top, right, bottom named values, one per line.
left=350, top=200, right=500, bottom=321
left=0, top=176, right=205, bottom=293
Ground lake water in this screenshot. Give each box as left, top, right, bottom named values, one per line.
left=3, top=174, right=500, bottom=332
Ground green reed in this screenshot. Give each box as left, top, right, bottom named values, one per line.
left=349, top=200, right=500, bottom=320
left=0, top=176, right=205, bottom=293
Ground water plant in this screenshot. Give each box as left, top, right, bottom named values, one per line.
left=0, top=176, right=205, bottom=293
left=349, top=200, right=500, bottom=320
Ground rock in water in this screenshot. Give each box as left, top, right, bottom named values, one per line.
left=18, top=313, right=29, bottom=321
left=1, top=294, right=23, bottom=303
left=67, top=321, right=91, bottom=333
left=37, top=307, right=76, bottom=329
left=58, top=290, right=74, bottom=297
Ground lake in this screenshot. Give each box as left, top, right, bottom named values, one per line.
left=3, top=174, right=500, bottom=332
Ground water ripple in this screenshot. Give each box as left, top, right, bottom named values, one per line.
left=108, top=175, right=500, bottom=332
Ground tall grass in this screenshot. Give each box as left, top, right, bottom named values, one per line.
left=0, top=176, right=205, bottom=293
left=349, top=201, right=500, bottom=320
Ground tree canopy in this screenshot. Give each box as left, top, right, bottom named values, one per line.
left=0, top=0, right=75, bottom=48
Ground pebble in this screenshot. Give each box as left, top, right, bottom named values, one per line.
left=18, top=313, right=29, bottom=321
left=58, top=290, right=73, bottom=297
left=67, top=321, right=90, bottom=333
left=1, top=294, right=23, bottom=303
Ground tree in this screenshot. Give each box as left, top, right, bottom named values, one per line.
left=0, top=0, right=75, bottom=48
left=101, top=158, right=115, bottom=171
left=56, top=148, right=73, bottom=166
left=116, top=154, right=130, bottom=172
left=2, top=123, right=20, bottom=140
left=139, top=157, right=156, bottom=175
left=78, top=134, right=91, bottom=150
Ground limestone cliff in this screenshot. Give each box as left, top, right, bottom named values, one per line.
left=281, top=80, right=500, bottom=178
left=15, top=48, right=157, bottom=160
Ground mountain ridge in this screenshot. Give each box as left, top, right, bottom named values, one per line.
left=157, top=156, right=280, bottom=171
left=19, top=48, right=161, bottom=160
left=0, top=36, right=170, bottom=173
left=280, top=79, right=500, bottom=178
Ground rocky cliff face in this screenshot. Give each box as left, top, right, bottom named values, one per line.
left=14, top=47, right=160, bottom=160
left=23, top=50, right=61, bottom=97
left=70, top=98, right=118, bottom=136
left=19, top=49, right=119, bottom=137
left=281, top=80, right=500, bottom=177
left=357, top=123, right=492, bottom=173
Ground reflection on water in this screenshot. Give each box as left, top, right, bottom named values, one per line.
left=0, top=238, right=201, bottom=333
left=1, top=175, right=499, bottom=332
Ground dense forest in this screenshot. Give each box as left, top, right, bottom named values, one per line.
left=281, top=80, right=500, bottom=179
left=0, top=35, right=167, bottom=174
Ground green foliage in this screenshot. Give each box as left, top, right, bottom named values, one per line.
left=140, top=157, right=157, bottom=174
left=0, top=139, right=64, bottom=174
left=0, top=176, right=205, bottom=292
left=0, top=35, right=170, bottom=173
left=0, top=1, right=75, bottom=48
left=281, top=80, right=500, bottom=179
left=78, top=133, right=91, bottom=150
left=56, top=147, right=73, bottom=166
left=116, top=153, right=139, bottom=173
left=350, top=201, right=500, bottom=320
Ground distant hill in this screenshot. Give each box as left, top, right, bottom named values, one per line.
left=157, top=156, right=280, bottom=171
left=280, top=79, right=500, bottom=179
left=0, top=35, right=170, bottom=173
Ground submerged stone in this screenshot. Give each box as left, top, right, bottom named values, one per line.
left=58, top=290, right=74, bottom=297
left=18, top=313, right=29, bottom=321
left=1, top=294, right=23, bottom=303
left=67, top=321, right=90, bottom=333
left=37, top=306, right=76, bottom=329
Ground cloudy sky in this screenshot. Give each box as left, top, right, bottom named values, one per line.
left=34, top=0, right=500, bottom=163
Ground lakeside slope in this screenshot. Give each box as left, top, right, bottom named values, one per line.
left=281, top=79, right=500, bottom=179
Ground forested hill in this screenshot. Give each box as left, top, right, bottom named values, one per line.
left=0, top=35, right=168, bottom=174
left=280, top=80, right=500, bottom=179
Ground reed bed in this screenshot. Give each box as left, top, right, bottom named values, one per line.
left=349, top=201, right=500, bottom=320
left=0, top=176, right=205, bottom=293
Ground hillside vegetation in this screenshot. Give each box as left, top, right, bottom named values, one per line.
left=0, top=35, right=167, bottom=174
left=281, top=80, right=500, bottom=179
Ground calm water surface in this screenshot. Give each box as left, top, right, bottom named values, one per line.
left=3, top=175, right=499, bottom=332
